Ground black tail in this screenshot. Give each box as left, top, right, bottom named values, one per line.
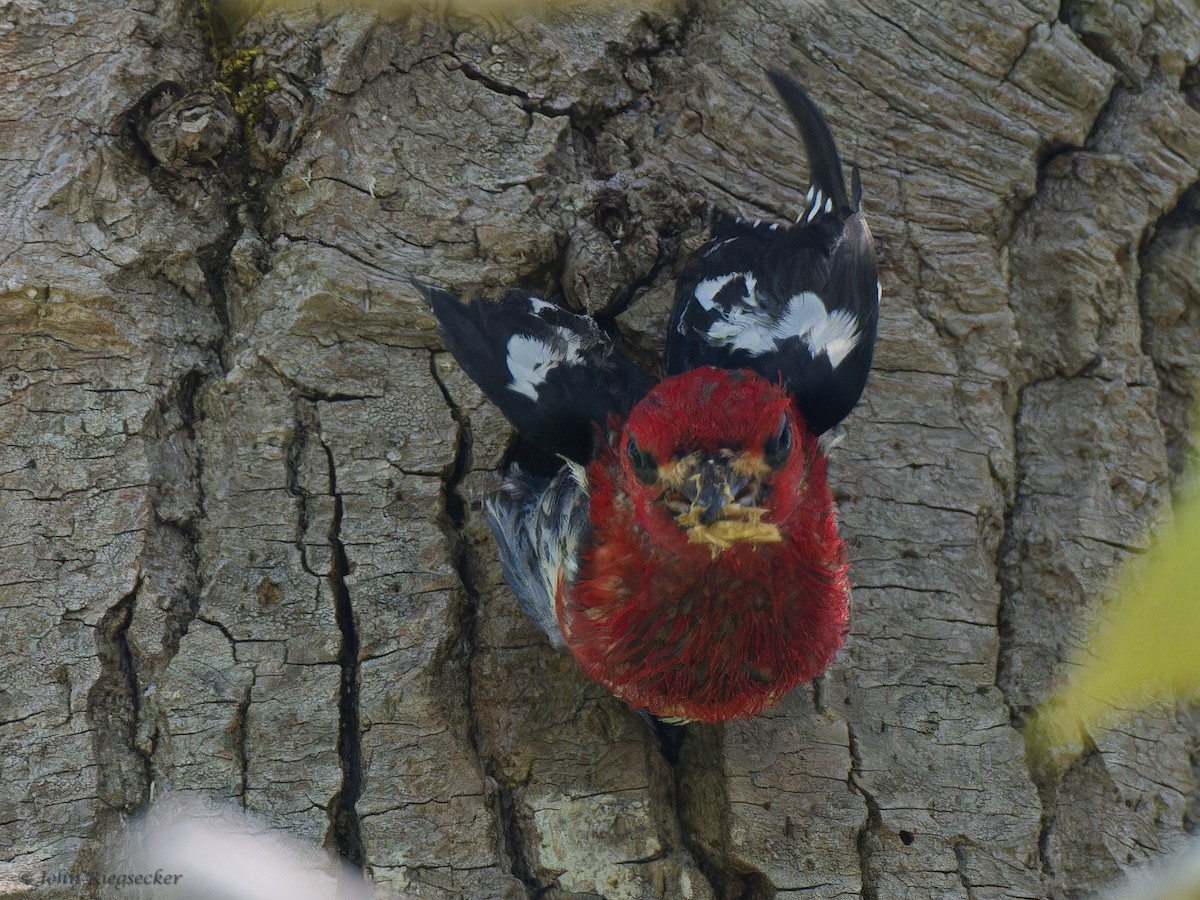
left=766, top=70, right=850, bottom=213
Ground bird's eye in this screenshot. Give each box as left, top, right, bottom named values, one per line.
left=626, top=435, right=658, bottom=484
left=764, top=413, right=792, bottom=468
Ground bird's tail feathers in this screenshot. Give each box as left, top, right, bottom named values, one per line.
left=765, top=69, right=849, bottom=214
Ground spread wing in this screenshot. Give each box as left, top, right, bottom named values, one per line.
left=485, top=463, right=590, bottom=650
left=665, top=70, right=879, bottom=435
left=420, top=281, right=647, bottom=462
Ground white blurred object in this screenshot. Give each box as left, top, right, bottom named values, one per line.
left=125, top=794, right=377, bottom=900
left=1098, top=838, right=1200, bottom=900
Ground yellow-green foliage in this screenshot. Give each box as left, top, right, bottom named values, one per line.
left=217, top=48, right=279, bottom=122
left=197, top=1, right=278, bottom=125
left=1026, top=436, right=1200, bottom=775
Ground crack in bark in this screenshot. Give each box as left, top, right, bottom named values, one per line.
left=1037, top=811, right=1056, bottom=877
left=149, top=367, right=210, bottom=666
left=669, top=723, right=774, bottom=900
left=994, top=41, right=1120, bottom=248
left=285, top=406, right=321, bottom=579
left=1055, top=0, right=1149, bottom=80
left=319, top=413, right=367, bottom=872
left=993, top=371, right=1028, bottom=721
left=450, top=3, right=696, bottom=135
left=847, top=723, right=882, bottom=900
left=952, top=839, right=973, bottom=895
left=1136, top=177, right=1200, bottom=492
left=233, top=673, right=254, bottom=807
left=78, top=578, right=152, bottom=896
left=283, top=396, right=367, bottom=869
left=85, top=577, right=151, bottom=816
left=453, top=59, right=572, bottom=121
left=429, top=356, right=539, bottom=897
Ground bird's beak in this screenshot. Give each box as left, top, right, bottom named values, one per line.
left=664, top=454, right=782, bottom=550
left=683, top=458, right=749, bottom=525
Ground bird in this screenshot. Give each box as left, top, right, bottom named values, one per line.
left=420, top=69, right=879, bottom=723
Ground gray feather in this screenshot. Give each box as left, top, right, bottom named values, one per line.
left=485, top=462, right=590, bottom=649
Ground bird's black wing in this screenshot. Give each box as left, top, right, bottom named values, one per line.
left=665, top=70, right=879, bottom=435
left=420, top=281, right=647, bottom=462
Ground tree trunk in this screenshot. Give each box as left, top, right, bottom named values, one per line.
left=2, top=0, right=1199, bottom=897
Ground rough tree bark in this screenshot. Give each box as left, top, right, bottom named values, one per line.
left=2, top=0, right=1199, bottom=897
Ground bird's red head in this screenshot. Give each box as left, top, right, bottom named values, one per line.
left=615, top=366, right=815, bottom=552
left=569, top=365, right=849, bottom=722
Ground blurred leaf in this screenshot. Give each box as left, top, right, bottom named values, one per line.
left=1097, top=836, right=1200, bottom=900
left=1025, top=453, right=1200, bottom=777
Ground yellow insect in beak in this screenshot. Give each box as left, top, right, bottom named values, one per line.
left=660, top=452, right=782, bottom=551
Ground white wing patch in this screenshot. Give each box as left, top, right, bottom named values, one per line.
left=694, top=272, right=759, bottom=310
left=526, top=296, right=559, bottom=316
left=693, top=272, right=742, bottom=308
left=699, top=284, right=862, bottom=369
left=791, top=293, right=861, bottom=368
left=505, top=332, right=583, bottom=401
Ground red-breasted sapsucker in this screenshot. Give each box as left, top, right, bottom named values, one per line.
left=421, top=70, right=879, bottom=723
